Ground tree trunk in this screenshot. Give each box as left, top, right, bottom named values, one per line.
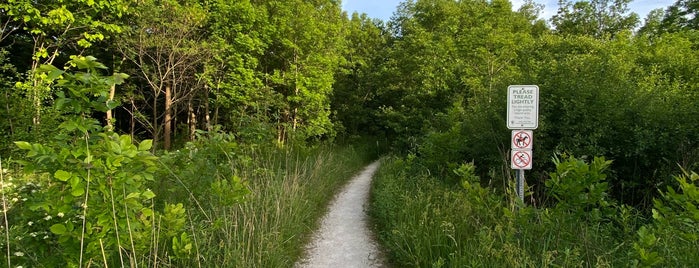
left=204, top=84, right=211, bottom=133
left=32, top=77, right=41, bottom=127
left=152, top=90, right=159, bottom=150
left=130, top=98, right=135, bottom=140
left=4, top=89, right=13, bottom=136
left=293, top=51, right=299, bottom=131
left=188, top=94, right=196, bottom=141
left=278, top=118, right=285, bottom=144
left=164, top=84, right=172, bottom=150
left=106, top=83, right=116, bottom=131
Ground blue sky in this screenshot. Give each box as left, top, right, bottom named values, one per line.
left=342, top=0, right=676, bottom=23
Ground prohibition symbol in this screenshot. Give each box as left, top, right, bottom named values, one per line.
left=512, top=130, right=533, bottom=149
left=511, top=150, right=533, bottom=170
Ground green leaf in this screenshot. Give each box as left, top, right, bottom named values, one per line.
left=54, top=170, right=72, bottom=182
left=138, top=139, right=153, bottom=151
left=125, top=192, right=141, bottom=199
left=47, top=68, right=64, bottom=80
left=71, top=187, right=85, bottom=197
left=111, top=73, right=129, bottom=85
left=50, top=224, right=67, bottom=235
left=141, top=207, right=154, bottom=217
left=15, top=141, right=32, bottom=150
left=119, top=135, right=132, bottom=148
left=142, top=189, right=156, bottom=200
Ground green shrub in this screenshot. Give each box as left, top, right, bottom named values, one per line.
left=5, top=56, right=187, bottom=267
left=633, top=170, right=699, bottom=266
left=546, top=154, right=614, bottom=219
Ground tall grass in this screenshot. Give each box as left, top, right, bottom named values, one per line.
left=156, top=136, right=376, bottom=267
left=369, top=156, right=650, bottom=267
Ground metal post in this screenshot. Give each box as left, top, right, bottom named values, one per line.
left=516, top=169, right=524, bottom=202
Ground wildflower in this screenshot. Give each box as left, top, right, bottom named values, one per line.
left=44, top=215, right=52, bottom=221
left=57, top=212, right=65, bottom=218
left=29, top=232, right=37, bottom=237
left=43, top=235, right=49, bottom=239
left=27, top=221, right=33, bottom=226
left=11, top=197, right=18, bottom=202
left=13, top=251, right=24, bottom=257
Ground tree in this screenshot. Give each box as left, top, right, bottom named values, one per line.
left=332, top=12, right=388, bottom=138
left=258, top=0, right=345, bottom=142
left=551, top=0, right=639, bottom=38
left=638, top=8, right=666, bottom=37
left=661, top=0, right=699, bottom=32
left=117, top=0, right=209, bottom=150
left=199, top=0, right=273, bottom=142
left=0, top=0, right=131, bottom=128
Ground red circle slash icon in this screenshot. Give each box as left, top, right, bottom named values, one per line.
left=512, top=151, right=531, bottom=169
left=512, top=131, right=532, bottom=149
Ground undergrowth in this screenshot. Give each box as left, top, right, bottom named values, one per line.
left=155, top=134, right=376, bottom=267
left=370, top=154, right=699, bottom=267
left=0, top=55, right=377, bottom=267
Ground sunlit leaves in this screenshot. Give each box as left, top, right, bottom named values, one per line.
left=551, top=0, right=639, bottom=38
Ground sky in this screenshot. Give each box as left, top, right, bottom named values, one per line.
left=341, top=0, right=677, bottom=23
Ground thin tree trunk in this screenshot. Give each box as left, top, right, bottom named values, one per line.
left=278, top=118, right=285, bottom=144
left=4, top=90, right=13, bottom=136
left=188, top=94, right=196, bottom=141
left=204, top=84, right=211, bottom=133
left=164, top=84, right=172, bottom=150
left=32, top=76, right=41, bottom=127
left=213, top=84, right=219, bottom=131
left=130, top=98, right=135, bottom=140
left=293, top=52, right=299, bottom=131
left=106, top=84, right=116, bottom=131
left=152, top=90, right=159, bottom=150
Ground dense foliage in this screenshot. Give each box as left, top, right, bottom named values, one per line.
left=363, top=0, right=699, bottom=266
left=1, top=0, right=699, bottom=266
left=371, top=155, right=699, bottom=267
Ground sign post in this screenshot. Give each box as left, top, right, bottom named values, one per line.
left=507, top=85, right=539, bottom=203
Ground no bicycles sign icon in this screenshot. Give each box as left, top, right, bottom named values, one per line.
left=511, top=150, right=532, bottom=170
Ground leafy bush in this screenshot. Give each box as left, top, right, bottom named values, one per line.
left=633, top=170, right=699, bottom=266
left=546, top=154, right=613, bottom=219
left=4, top=56, right=187, bottom=267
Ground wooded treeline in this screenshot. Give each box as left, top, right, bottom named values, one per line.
left=1, top=0, right=348, bottom=152
left=2, top=0, right=699, bottom=207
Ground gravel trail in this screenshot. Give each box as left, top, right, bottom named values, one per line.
left=296, top=161, right=386, bottom=268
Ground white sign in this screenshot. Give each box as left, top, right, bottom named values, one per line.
left=507, top=85, right=539, bottom=129
left=511, top=130, right=533, bottom=150
left=511, top=150, right=533, bottom=170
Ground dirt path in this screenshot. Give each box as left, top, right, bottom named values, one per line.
left=296, top=161, right=386, bottom=268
